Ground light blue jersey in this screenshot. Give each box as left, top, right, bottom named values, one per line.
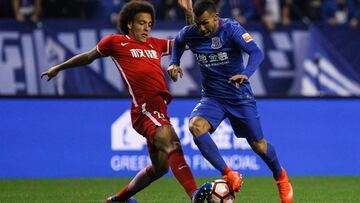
left=170, top=18, right=264, bottom=100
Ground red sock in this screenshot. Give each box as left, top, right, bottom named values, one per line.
left=168, top=149, right=197, bottom=197
left=115, top=166, right=158, bottom=201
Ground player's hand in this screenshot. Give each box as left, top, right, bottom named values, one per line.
left=178, top=0, right=193, bottom=13
left=40, top=66, right=60, bottom=81
left=15, top=13, right=25, bottom=22
left=167, top=64, right=183, bottom=82
left=30, top=14, right=39, bottom=24
left=229, top=74, right=248, bottom=89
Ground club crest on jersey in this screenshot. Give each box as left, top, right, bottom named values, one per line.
left=211, top=37, right=222, bottom=49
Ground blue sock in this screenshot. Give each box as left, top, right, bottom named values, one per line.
left=259, top=143, right=282, bottom=179
left=194, top=133, right=227, bottom=174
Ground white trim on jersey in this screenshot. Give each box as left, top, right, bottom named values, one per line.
left=162, top=40, right=170, bottom=56
left=125, top=35, right=131, bottom=39
left=111, top=57, right=139, bottom=107
left=141, top=103, right=162, bottom=126
left=96, top=45, right=106, bottom=56
left=166, top=40, right=170, bottom=55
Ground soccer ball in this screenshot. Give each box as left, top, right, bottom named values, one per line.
left=207, top=179, right=236, bottom=203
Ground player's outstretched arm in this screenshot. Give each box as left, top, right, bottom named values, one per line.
left=178, top=0, right=194, bottom=25
left=167, top=64, right=183, bottom=82
left=40, top=47, right=103, bottom=81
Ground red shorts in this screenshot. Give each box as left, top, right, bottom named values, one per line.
left=131, top=95, right=172, bottom=151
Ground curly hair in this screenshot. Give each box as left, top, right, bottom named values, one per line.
left=118, top=0, right=155, bottom=34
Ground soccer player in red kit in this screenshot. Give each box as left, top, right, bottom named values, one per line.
left=41, top=1, right=212, bottom=203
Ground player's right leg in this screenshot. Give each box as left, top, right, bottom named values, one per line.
left=275, top=167, right=293, bottom=203
left=249, top=140, right=293, bottom=203
left=190, top=116, right=242, bottom=192
left=189, top=97, right=243, bottom=192
left=153, top=125, right=199, bottom=197
left=153, top=125, right=215, bottom=203
left=227, top=99, right=293, bottom=203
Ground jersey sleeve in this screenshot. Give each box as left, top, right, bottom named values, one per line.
left=170, top=27, right=187, bottom=66
left=230, top=23, right=264, bottom=78
left=153, top=38, right=171, bottom=55
left=96, top=34, right=115, bottom=56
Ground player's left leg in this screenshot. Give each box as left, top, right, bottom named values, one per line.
left=249, top=139, right=282, bottom=179
left=249, top=139, right=293, bottom=203
left=106, top=146, right=169, bottom=202
left=228, top=99, right=293, bottom=203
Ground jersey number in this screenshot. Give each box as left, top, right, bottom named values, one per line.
left=153, top=111, right=165, bottom=119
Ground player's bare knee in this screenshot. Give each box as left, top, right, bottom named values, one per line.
left=155, top=125, right=181, bottom=153
left=160, top=135, right=182, bottom=154
left=189, top=123, right=202, bottom=136
left=165, top=141, right=182, bottom=154
left=172, top=141, right=182, bottom=150
left=251, top=139, right=267, bottom=155
left=189, top=117, right=210, bottom=137
left=168, top=129, right=182, bottom=153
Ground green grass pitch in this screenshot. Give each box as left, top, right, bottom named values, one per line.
left=1, top=176, right=360, bottom=202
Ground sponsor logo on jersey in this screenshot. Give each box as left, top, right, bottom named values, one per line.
left=195, top=52, right=229, bottom=67
left=211, top=37, right=222, bottom=49
left=129, top=49, right=158, bottom=59
left=241, top=33, right=253, bottom=43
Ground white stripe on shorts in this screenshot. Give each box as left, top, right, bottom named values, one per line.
left=142, top=103, right=162, bottom=126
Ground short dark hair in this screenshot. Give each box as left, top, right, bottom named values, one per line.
left=193, top=0, right=217, bottom=17
left=118, top=0, right=155, bottom=34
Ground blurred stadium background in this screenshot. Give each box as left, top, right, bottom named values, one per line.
left=1, top=0, right=360, bottom=202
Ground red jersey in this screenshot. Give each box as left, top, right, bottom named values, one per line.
left=96, top=34, right=172, bottom=107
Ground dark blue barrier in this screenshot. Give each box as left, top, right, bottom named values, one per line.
left=1, top=98, right=360, bottom=178
left=2, top=19, right=360, bottom=96
left=0, top=19, right=332, bottom=97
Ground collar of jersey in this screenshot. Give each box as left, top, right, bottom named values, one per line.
left=126, top=34, right=148, bottom=43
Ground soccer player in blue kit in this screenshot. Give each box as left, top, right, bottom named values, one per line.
left=167, top=0, right=293, bottom=202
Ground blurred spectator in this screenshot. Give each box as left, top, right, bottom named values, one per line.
left=12, top=0, right=42, bottom=24
left=306, top=0, right=322, bottom=22
left=108, top=0, right=129, bottom=25
left=280, top=0, right=312, bottom=25
left=358, top=0, right=360, bottom=26
left=221, top=0, right=275, bottom=31
left=321, top=0, right=359, bottom=28
left=157, top=0, right=188, bottom=21
left=108, top=0, right=160, bottom=25
left=280, top=0, right=315, bottom=25
left=265, top=0, right=281, bottom=24
left=41, top=0, right=100, bottom=19
left=281, top=0, right=292, bottom=25
left=0, top=0, right=13, bottom=18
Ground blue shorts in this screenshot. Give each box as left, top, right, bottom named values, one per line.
left=190, top=97, right=264, bottom=142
